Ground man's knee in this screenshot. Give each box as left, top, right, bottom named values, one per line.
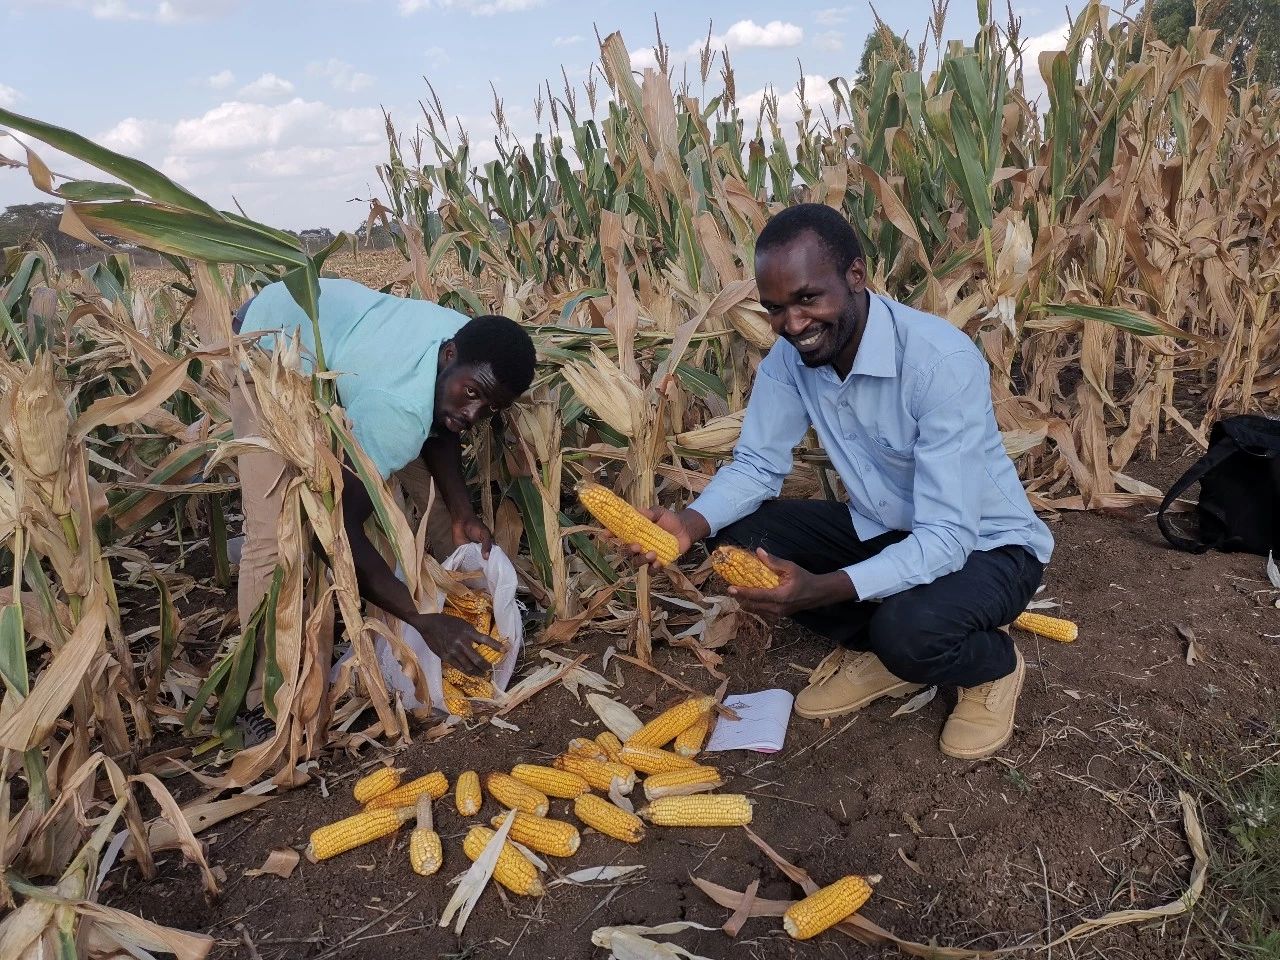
left=711, top=500, right=793, bottom=551
left=867, top=596, right=960, bottom=683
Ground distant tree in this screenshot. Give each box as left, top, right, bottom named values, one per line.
left=0, top=202, right=71, bottom=253
left=297, top=227, right=338, bottom=252
left=856, top=28, right=916, bottom=87
left=355, top=221, right=398, bottom=250
left=1149, top=0, right=1279, bottom=87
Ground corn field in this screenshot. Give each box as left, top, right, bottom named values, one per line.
left=0, top=1, right=1277, bottom=953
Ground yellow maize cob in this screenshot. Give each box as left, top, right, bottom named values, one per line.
left=475, top=631, right=506, bottom=665
left=782, top=875, right=872, bottom=940
left=511, top=763, right=590, bottom=799
left=554, top=754, right=636, bottom=793
left=674, top=714, right=710, bottom=757
left=627, top=695, right=716, bottom=749
left=485, top=772, right=550, bottom=816
left=710, top=545, right=780, bottom=589
left=408, top=796, right=442, bottom=876
left=364, top=771, right=449, bottom=811
left=639, top=794, right=753, bottom=827
left=642, top=766, right=724, bottom=801
left=1012, top=611, right=1078, bottom=643
left=489, top=812, right=581, bottom=857
left=567, top=737, right=609, bottom=761
left=463, top=826, right=544, bottom=897
left=442, top=665, right=496, bottom=699
left=577, top=482, right=679, bottom=564
left=441, top=680, right=473, bottom=717
left=352, top=766, right=401, bottom=804
left=595, top=731, right=624, bottom=763
left=574, top=794, right=645, bottom=843
left=620, top=743, right=699, bottom=775
left=308, top=807, right=413, bottom=861
left=456, top=770, right=482, bottom=816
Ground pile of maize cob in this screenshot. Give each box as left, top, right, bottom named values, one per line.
left=437, top=580, right=509, bottom=717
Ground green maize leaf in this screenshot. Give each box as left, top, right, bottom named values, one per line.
left=213, top=603, right=263, bottom=735
left=0, top=299, right=29, bottom=362
left=56, top=180, right=138, bottom=202
left=509, top=475, right=553, bottom=588
left=558, top=288, right=606, bottom=324
left=0, top=603, right=27, bottom=698
left=1039, top=302, right=1204, bottom=340
left=149, top=573, right=180, bottom=704
left=262, top=569, right=284, bottom=719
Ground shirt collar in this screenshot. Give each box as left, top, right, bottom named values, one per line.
left=793, top=292, right=898, bottom=380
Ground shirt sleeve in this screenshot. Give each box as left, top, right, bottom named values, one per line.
left=344, top=389, right=430, bottom=481
left=688, top=348, right=812, bottom=537
left=845, top=350, right=989, bottom=600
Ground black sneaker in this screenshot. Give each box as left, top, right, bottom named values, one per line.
left=234, top=705, right=274, bottom=748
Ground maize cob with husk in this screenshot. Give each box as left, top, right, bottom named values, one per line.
left=489, top=812, right=581, bottom=857
left=639, top=794, right=753, bottom=827
left=364, top=772, right=449, bottom=811
left=574, top=794, right=645, bottom=843
left=462, top=826, right=544, bottom=896
left=554, top=754, right=636, bottom=793
left=567, top=737, right=609, bottom=761
left=595, top=731, right=624, bottom=763
left=783, top=875, right=872, bottom=940
left=577, top=482, right=679, bottom=564
left=441, top=680, right=472, bottom=717
left=620, top=743, right=699, bottom=775
left=643, top=766, right=724, bottom=801
left=308, top=807, right=414, bottom=861
left=485, top=772, right=550, bottom=816
left=408, top=795, right=443, bottom=876
left=1012, top=611, right=1078, bottom=643
left=443, top=665, right=496, bottom=699
left=511, top=763, right=590, bottom=799
left=352, top=766, right=401, bottom=804
left=456, top=770, right=482, bottom=816
left=627, top=695, right=716, bottom=749
left=674, top=714, right=710, bottom=757
left=710, top=545, right=780, bottom=589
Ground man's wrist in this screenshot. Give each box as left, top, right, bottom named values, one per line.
left=814, top=570, right=858, bottom=605
left=674, top=508, right=711, bottom=544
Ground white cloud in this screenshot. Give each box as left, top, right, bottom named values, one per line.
left=399, top=0, right=541, bottom=15
left=238, top=73, right=296, bottom=100
left=1017, top=22, right=1070, bottom=107
left=813, top=30, right=843, bottom=52
left=700, top=19, right=803, bottom=54
left=629, top=46, right=660, bottom=71
left=308, top=58, right=375, bottom=93
left=0, top=84, right=20, bottom=109
left=98, top=117, right=166, bottom=152
left=424, top=45, right=451, bottom=63
left=740, top=74, right=835, bottom=128
left=814, top=6, right=853, bottom=26
left=49, top=0, right=240, bottom=21
left=207, top=69, right=235, bottom=89
left=171, top=99, right=383, bottom=154
left=553, top=34, right=583, bottom=47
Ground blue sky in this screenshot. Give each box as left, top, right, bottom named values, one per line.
left=0, top=0, right=1071, bottom=231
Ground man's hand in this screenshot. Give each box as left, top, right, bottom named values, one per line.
left=452, top=514, right=494, bottom=558
left=413, top=612, right=503, bottom=673
left=728, top=549, right=856, bottom=617
left=620, top=507, right=700, bottom=572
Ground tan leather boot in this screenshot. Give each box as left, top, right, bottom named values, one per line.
left=940, top=647, right=1025, bottom=759
left=794, top=649, right=925, bottom=720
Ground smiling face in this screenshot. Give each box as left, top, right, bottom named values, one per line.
left=434, top=342, right=518, bottom=434
left=756, top=230, right=868, bottom=375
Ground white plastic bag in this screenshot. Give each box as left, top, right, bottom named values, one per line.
left=337, top=543, right=523, bottom=714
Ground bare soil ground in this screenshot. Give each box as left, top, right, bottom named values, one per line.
left=101, top=444, right=1280, bottom=960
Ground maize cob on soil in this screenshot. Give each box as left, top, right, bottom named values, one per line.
left=456, top=770, right=482, bottom=816
left=408, top=795, right=442, bottom=876
left=620, top=743, right=699, bottom=775
left=627, top=695, right=715, bottom=749
left=782, top=875, right=872, bottom=940
left=674, top=714, right=710, bottom=757
left=567, top=736, right=609, bottom=761
left=309, top=807, right=413, bottom=861
left=595, top=731, right=624, bottom=762
left=554, top=754, right=636, bottom=793
left=643, top=766, right=724, bottom=800
left=511, top=763, right=590, bottom=798
left=463, top=826, right=544, bottom=896
left=1012, top=611, right=1078, bottom=643
left=574, top=794, right=645, bottom=843
left=485, top=772, right=550, bottom=816
left=364, top=772, right=449, bottom=811
left=639, top=794, right=753, bottom=827
left=577, top=482, right=679, bottom=564
left=352, top=767, right=401, bottom=804
left=489, top=812, right=581, bottom=857
left=710, top=545, right=780, bottom=588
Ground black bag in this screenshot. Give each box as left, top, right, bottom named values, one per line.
left=1157, top=414, right=1280, bottom=555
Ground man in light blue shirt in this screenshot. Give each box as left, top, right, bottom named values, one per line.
left=626, top=205, right=1053, bottom=760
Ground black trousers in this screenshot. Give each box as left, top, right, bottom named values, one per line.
left=711, top=500, right=1044, bottom=687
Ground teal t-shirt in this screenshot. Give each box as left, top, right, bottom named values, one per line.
left=240, top=278, right=468, bottom=479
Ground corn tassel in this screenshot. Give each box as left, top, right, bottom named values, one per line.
left=627, top=696, right=715, bottom=749
left=1012, top=611, right=1078, bottom=643
left=783, top=875, right=872, bottom=940
left=710, top=545, right=780, bottom=588
left=408, top=795, right=442, bottom=876
left=643, top=766, right=724, bottom=801
left=574, top=794, right=645, bottom=843
left=620, top=743, right=699, bottom=775
left=309, top=807, right=413, bottom=861
left=352, top=766, right=401, bottom=804
left=639, top=794, right=753, bottom=827
left=554, top=754, right=636, bottom=793
left=489, top=812, right=580, bottom=857
left=364, top=772, right=449, bottom=811
left=463, top=826, right=544, bottom=896
left=456, top=770, right=482, bottom=816
left=577, top=482, right=679, bottom=564
left=485, top=772, right=550, bottom=816
left=511, top=763, right=590, bottom=799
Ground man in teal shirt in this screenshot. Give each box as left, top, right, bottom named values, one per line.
left=232, top=278, right=536, bottom=680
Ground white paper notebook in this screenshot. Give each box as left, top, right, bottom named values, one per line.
left=704, top=688, right=794, bottom=753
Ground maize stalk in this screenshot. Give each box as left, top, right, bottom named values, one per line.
left=489, top=811, right=581, bottom=857
left=485, top=772, right=550, bottom=816
left=463, top=826, right=544, bottom=896
left=620, top=743, right=699, bottom=775
left=456, top=770, right=482, bottom=816
left=1012, top=611, right=1078, bottom=643
left=352, top=766, right=401, bottom=804
left=627, top=695, right=715, bottom=749
left=710, top=545, right=780, bottom=589
left=674, top=714, right=710, bottom=757
left=309, top=807, right=413, bottom=861
left=595, top=731, right=624, bottom=763
left=639, top=794, right=753, bottom=827
left=574, top=794, right=645, bottom=843
left=643, top=766, right=724, bottom=801
left=408, top=795, right=442, bottom=876
left=554, top=754, right=636, bottom=793
left=782, top=875, right=872, bottom=940
left=364, top=772, right=449, bottom=811
left=577, top=482, right=679, bottom=564
left=511, top=763, right=590, bottom=799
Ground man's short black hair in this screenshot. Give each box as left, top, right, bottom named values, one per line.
left=452, top=314, right=537, bottom=397
left=756, top=203, right=864, bottom=275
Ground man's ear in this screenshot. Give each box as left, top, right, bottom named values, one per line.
left=440, top=340, right=457, bottom=365
left=845, top=257, right=867, bottom=295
